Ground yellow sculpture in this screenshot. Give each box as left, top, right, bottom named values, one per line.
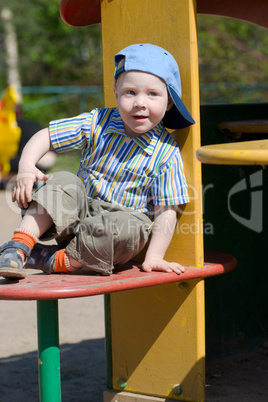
left=0, top=86, right=21, bottom=179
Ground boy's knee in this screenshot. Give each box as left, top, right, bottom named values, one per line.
left=49, top=171, right=81, bottom=186
left=48, top=171, right=86, bottom=197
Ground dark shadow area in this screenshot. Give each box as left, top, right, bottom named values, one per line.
left=201, top=103, right=268, bottom=360
left=205, top=345, right=268, bottom=401
left=0, top=338, right=106, bottom=402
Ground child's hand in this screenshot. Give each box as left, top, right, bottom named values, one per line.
left=141, top=257, right=185, bottom=275
left=12, top=168, right=49, bottom=209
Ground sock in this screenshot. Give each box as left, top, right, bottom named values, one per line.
left=12, top=228, right=38, bottom=262
left=54, top=249, right=76, bottom=273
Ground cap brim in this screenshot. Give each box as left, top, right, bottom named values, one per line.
left=163, top=88, right=195, bottom=129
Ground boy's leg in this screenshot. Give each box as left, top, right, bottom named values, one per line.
left=0, top=171, right=88, bottom=278
left=63, top=201, right=153, bottom=275
left=19, top=201, right=54, bottom=238
left=1, top=178, right=152, bottom=277
left=27, top=244, right=82, bottom=274
left=28, top=201, right=151, bottom=275
left=0, top=202, right=54, bottom=279
left=27, top=171, right=88, bottom=274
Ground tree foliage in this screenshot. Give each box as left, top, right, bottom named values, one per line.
left=197, top=15, right=268, bottom=104
left=0, top=0, right=267, bottom=126
left=0, top=0, right=102, bottom=88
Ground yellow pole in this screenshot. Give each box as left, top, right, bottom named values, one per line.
left=101, top=1, right=205, bottom=400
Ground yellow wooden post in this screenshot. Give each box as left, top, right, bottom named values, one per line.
left=106, top=280, right=205, bottom=401
left=101, top=1, right=204, bottom=400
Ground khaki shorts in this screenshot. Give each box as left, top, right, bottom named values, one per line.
left=31, top=171, right=152, bottom=274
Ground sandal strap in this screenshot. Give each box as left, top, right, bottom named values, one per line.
left=0, top=241, right=32, bottom=258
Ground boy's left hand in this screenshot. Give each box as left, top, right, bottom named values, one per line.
left=141, top=257, right=185, bottom=275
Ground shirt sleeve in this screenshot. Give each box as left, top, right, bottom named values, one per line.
left=151, top=151, right=189, bottom=206
left=49, top=109, right=97, bottom=153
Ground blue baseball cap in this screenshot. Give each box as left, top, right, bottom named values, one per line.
left=114, top=43, right=195, bottom=129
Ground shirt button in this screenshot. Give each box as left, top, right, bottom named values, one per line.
left=125, top=138, right=131, bottom=144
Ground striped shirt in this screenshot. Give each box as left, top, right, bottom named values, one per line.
left=49, top=107, right=189, bottom=216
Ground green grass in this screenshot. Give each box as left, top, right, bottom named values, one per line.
left=48, top=150, right=81, bottom=175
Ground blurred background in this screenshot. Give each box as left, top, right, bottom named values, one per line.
left=0, top=0, right=267, bottom=178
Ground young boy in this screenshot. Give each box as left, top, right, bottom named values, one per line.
left=0, top=43, right=195, bottom=279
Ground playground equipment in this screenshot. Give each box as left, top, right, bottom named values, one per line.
left=59, top=1, right=267, bottom=401
left=60, top=0, right=268, bottom=28
left=197, top=139, right=268, bottom=166
left=0, top=0, right=267, bottom=401
left=0, top=252, right=236, bottom=402
left=0, top=86, right=21, bottom=178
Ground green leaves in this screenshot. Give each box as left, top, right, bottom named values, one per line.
left=197, top=15, right=268, bottom=104
left=0, top=1, right=267, bottom=124
left=0, top=0, right=102, bottom=88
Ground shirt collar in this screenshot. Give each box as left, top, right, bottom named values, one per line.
left=105, top=108, right=164, bottom=155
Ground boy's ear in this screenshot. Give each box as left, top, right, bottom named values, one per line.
left=113, top=85, right=118, bottom=103
left=167, top=94, right=174, bottom=111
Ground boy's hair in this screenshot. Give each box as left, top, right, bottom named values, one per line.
left=114, top=43, right=195, bottom=130
left=115, top=57, right=126, bottom=77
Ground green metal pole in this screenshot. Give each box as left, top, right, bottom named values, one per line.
left=104, top=294, right=113, bottom=389
left=37, top=299, right=61, bottom=402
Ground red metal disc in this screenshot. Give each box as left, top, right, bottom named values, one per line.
left=60, top=0, right=267, bottom=28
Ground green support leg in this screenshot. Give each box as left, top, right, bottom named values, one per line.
left=37, top=299, right=61, bottom=402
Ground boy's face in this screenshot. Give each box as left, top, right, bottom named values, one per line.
left=113, top=71, right=173, bottom=137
